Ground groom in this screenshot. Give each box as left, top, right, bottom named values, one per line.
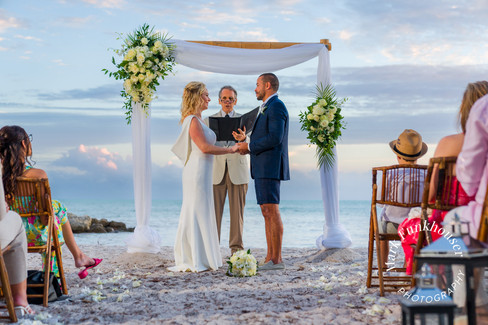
left=236, top=73, right=289, bottom=271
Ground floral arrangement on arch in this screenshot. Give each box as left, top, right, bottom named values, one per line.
left=102, top=24, right=176, bottom=123
left=298, top=84, right=347, bottom=169
left=226, top=249, right=257, bottom=277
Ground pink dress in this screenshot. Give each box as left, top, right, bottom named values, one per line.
left=398, top=177, right=475, bottom=275
left=456, top=94, right=488, bottom=237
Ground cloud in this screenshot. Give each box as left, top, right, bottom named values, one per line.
left=327, top=0, right=488, bottom=65
left=0, top=9, right=23, bottom=33
left=14, top=34, right=42, bottom=42
left=192, top=7, right=256, bottom=25
left=56, top=16, right=95, bottom=28
left=52, top=59, right=67, bottom=66
left=81, top=0, right=125, bottom=8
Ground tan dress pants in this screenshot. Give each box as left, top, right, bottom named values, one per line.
left=213, top=164, right=247, bottom=252
left=0, top=211, right=28, bottom=285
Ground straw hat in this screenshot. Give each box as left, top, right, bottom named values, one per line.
left=389, top=129, right=428, bottom=160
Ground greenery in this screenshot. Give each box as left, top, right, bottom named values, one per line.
left=298, top=84, right=347, bottom=169
left=102, top=24, right=176, bottom=124
left=226, top=249, right=257, bottom=277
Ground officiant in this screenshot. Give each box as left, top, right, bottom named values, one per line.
left=204, top=85, right=249, bottom=255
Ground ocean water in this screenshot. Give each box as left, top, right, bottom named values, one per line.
left=62, top=199, right=371, bottom=249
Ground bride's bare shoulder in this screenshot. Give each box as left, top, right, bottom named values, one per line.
left=23, top=167, right=48, bottom=179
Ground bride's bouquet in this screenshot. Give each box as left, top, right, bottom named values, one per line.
left=226, top=249, right=257, bottom=277
left=298, top=84, right=347, bottom=169
left=102, top=24, right=176, bottom=123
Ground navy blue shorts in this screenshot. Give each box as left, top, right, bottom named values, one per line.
left=254, top=178, right=281, bottom=205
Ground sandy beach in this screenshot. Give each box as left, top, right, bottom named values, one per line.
left=17, top=245, right=404, bottom=324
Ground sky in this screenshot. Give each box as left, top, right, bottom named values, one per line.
left=1, top=0, right=488, bottom=202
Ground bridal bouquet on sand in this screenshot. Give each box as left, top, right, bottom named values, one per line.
left=102, top=24, right=176, bottom=123
left=227, top=249, right=257, bottom=277
left=298, top=84, right=347, bottom=169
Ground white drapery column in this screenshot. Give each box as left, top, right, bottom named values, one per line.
left=172, top=40, right=351, bottom=249
left=126, top=103, right=161, bottom=253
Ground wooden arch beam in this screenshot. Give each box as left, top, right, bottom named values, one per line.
left=186, top=39, right=331, bottom=51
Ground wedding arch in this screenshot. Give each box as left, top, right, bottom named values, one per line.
left=126, top=38, right=352, bottom=254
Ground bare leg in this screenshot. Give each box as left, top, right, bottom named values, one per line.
left=261, top=205, right=272, bottom=263
left=11, top=280, right=28, bottom=307
left=61, top=220, right=94, bottom=268
left=261, top=203, right=283, bottom=264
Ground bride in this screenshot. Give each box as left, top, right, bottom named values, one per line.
left=170, top=81, right=239, bottom=272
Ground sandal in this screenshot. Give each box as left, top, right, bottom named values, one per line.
left=78, top=258, right=103, bottom=279
left=14, top=305, right=35, bottom=318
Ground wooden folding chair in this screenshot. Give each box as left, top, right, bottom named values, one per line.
left=477, top=182, right=488, bottom=242
left=366, top=164, right=427, bottom=296
left=413, top=157, right=461, bottom=256
left=9, top=177, right=67, bottom=307
left=0, top=246, right=17, bottom=323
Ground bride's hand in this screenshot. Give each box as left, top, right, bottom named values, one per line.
left=229, top=143, right=240, bottom=153
left=232, top=126, right=246, bottom=142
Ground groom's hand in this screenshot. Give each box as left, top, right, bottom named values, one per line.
left=237, top=142, right=250, bottom=155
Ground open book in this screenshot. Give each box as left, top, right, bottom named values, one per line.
left=208, top=107, right=259, bottom=141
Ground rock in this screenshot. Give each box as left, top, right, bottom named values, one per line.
left=108, top=221, right=127, bottom=231
left=68, top=213, right=92, bottom=233
left=68, top=213, right=132, bottom=233
left=90, top=223, right=107, bottom=233
left=98, top=218, right=109, bottom=227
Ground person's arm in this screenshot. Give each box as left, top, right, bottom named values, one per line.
left=249, top=102, right=287, bottom=155
left=456, top=97, right=488, bottom=196
left=189, top=118, right=238, bottom=155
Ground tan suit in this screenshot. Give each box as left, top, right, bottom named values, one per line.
left=205, top=110, right=249, bottom=252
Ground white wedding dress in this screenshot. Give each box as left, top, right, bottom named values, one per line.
left=169, top=115, right=223, bottom=272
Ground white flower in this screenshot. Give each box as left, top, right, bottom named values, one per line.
left=327, top=111, right=335, bottom=121
left=307, top=113, right=314, bottom=120
left=318, top=98, right=327, bottom=106
left=317, top=135, right=325, bottom=142
left=141, top=37, right=148, bottom=45
left=320, top=120, right=329, bottom=128
left=313, top=115, right=320, bottom=122
left=154, top=40, right=163, bottom=49
left=126, top=49, right=136, bottom=60
left=136, top=53, right=145, bottom=65
left=312, top=105, right=326, bottom=116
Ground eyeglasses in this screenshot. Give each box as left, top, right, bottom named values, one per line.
left=220, top=97, right=235, bottom=103
left=28, top=134, right=33, bottom=142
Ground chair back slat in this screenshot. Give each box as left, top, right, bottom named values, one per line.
left=424, top=157, right=460, bottom=212
left=372, top=164, right=427, bottom=207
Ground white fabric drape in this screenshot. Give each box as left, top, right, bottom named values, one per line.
left=316, top=147, right=352, bottom=248
left=126, top=103, right=161, bottom=253
left=172, top=40, right=351, bottom=249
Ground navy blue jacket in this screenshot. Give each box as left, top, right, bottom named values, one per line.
left=249, top=95, right=290, bottom=181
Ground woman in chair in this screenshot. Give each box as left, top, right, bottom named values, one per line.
left=398, top=81, right=488, bottom=274
left=0, top=125, right=101, bottom=279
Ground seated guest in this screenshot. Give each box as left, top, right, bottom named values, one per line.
left=378, top=129, right=427, bottom=265
left=0, top=126, right=101, bottom=279
left=0, top=165, right=34, bottom=317
left=398, top=81, right=488, bottom=274
left=449, top=89, right=488, bottom=237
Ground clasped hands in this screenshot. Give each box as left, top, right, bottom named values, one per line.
left=229, top=126, right=249, bottom=155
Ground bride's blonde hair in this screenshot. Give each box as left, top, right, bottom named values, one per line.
left=180, top=81, right=207, bottom=123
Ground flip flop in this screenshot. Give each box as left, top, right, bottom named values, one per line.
left=78, top=258, right=103, bottom=279
left=14, top=305, right=35, bottom=318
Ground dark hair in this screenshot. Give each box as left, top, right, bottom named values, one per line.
left=218, top=85, right=237, bottom=99
left=0, top=125, right=32, bottom=202
left=259, top=73, right=279, bottom=91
